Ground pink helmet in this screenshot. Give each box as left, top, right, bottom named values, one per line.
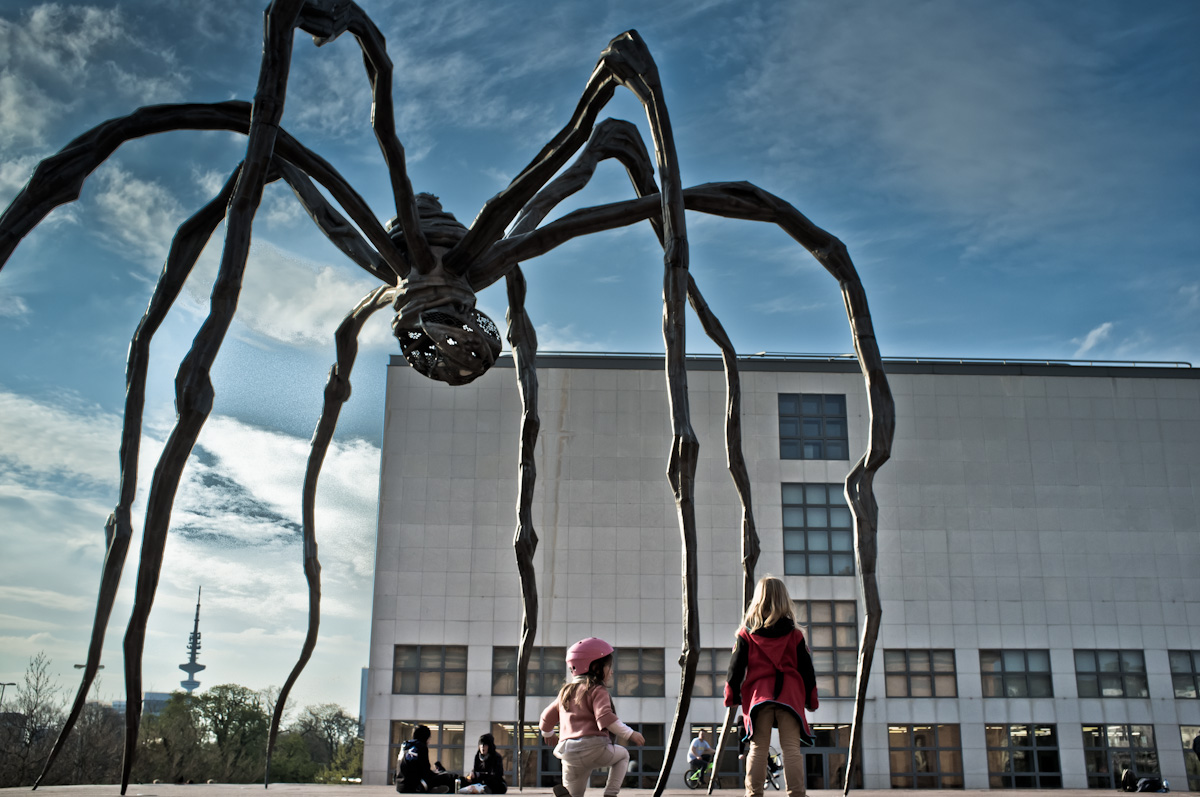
left=566, top=637, right=614, bottom=676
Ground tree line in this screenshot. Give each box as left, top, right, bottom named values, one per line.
left=0, top=652, right=362, bottom=787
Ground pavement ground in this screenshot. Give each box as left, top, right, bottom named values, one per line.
left=0, top=787, right=1103, bottom=797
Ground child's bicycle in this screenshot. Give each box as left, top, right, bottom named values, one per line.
left=763, top=747, right=783, bottom=791
left=684, top=758, right=722, bottom=790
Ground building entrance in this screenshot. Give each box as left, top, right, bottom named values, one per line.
left=805, top=725, right=861, bottom=790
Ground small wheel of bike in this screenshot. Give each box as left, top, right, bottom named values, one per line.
left=685, top=768, right=703, bottom=790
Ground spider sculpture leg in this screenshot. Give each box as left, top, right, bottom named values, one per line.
left=28, top=163, right=242, bottom=789
left=264, top=284, right=398, bottom=786
left=501, top=266, right=540, bottom=788
left=463, top=32, right=699, bottom=794
left=502, top=115, right=763, bottom=792
left=475, top=181, right=894, bottom=794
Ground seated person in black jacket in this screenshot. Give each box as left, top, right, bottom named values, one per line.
left=397, top=725, right=457, bottom=793
left=464, top=733, right=507, bottom=794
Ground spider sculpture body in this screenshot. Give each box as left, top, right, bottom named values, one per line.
left=0, top=2, right=894, bottom=794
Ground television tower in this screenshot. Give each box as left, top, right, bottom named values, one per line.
left=179, top=586, right=205, bottom=693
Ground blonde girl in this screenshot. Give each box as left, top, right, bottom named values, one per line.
left=540, top=638, right=644, bottom=797
left=724, top=577, right=818, bottom=797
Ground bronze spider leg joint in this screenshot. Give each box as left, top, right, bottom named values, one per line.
left=265, top=284, right=398, bottom=787
left=295, top=0, right=432, bottom=276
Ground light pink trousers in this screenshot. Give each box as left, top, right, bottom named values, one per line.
left=745, top=705, right=806, bottom=797
left=555, top=735, right=630, bottom=797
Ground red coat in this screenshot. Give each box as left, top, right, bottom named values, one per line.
left=724, top=620, right=818, bottom=743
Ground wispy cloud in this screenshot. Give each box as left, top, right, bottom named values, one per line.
left=0, top=585, right=92, bottom=612
left=1180, top=282, right=1200, bottom=311
left=1072, top=321, right=1114, bottom=358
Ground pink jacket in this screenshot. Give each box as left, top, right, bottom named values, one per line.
left=540, top=685, right=619, bottom=740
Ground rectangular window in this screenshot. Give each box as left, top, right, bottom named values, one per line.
left=393, top=645, right=467, bottom=694
left=690, top=722, right=743, bottom=785
left=491, top=721, right=561, bottom=788
left=782, top=483, right=855, bottom=576
left=887, top=724, right=964, bottom=789
left=1180, top=726, right=1200, bottom=791
left=693, top=648, right=732, bottom=699
left=1168, top=650, right=1200, bottom=699
left=1082, top=725, right=1159, bottom=789
left=491, top=646, right=567, bottom=696
left=979, top=650, right=1053, bottom=698
left=612, top=648, right=665, bottom=697
left=389, top=720, right=465, bottom=787
left=985, top=724, right=1062, bottom=789
left=884, top=649, right=957, bottom=697
left=796, top=600, right=858, bottom=698
left=779, top=394, right=848, bottom=460
left=1074, top=650, right=1149, bottom=698
left=808, top=724, right=861, bottom=790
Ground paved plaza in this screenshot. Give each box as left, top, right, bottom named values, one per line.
left=0, top=788, right=1102, bottom=797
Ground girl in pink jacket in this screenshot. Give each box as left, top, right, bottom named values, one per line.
left=724, top=577, right=818, bottom=797
left=540, top=638, right=644, bottom=797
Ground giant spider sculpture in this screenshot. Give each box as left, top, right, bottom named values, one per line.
left=0, top=1, right=894, bottom=794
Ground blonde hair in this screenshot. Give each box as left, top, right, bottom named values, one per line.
left=741, top=575, right=796, bottom=632
left=557, top=653, right=612, bottom=710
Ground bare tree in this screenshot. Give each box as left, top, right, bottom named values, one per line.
left=0, top=652, right=66, bottom=787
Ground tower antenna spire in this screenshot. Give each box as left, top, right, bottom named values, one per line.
left=179, top=586, right=205, bottom=693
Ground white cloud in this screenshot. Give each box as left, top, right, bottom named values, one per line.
left=0, top=293, right=30, bottom=322
left=1072, top=321, right=1114, bottom=358
left=0, top=388, right=379, bottom=704
left=90, top=163, right=186, bottom=266
left=0, top=390, right=122, bottom=486
left=0, top=585, right=91, bottom=612
left=533, top=322, right=611, bottom=352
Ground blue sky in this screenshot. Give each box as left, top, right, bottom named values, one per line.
left=0, top=0, right=1197, bottom=714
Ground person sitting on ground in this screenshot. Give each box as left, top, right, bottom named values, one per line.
left=463, top=733, right=507, bottom=794
left=397, top=724, right=458, bottom=793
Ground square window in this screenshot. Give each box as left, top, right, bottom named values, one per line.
left=888, top=724, right=963, bottom=789
left=491, top=646, right=566, bottom=696
left=779, top=393, right=850, bottom=460
left=1168, top=651, right=1200, bottom=699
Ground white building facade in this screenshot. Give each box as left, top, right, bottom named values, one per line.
left=363, top=353, right=1200, bottom=791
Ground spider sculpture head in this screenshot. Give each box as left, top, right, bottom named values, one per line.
left=388, top=194, right=503, bottom=385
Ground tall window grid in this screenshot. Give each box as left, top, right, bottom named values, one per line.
left=782, top=483, right=855, bottom=576
left=393, top=645, right=467, bottom=694
left=491, top=646, right=566, bottom=696
left=612, top=648, right=665, bottom=697
left=985, top=724, right=1062, bottom=789
left=1075, top=650, right=1149, bottom=698
left=979, top=650, right=1052, bottom=698
left=692, top=648, right=732, bottom=698
left=778, top=394, right=848, bottom=460
left=886, top=724, right=964, bottom=789
left=884, top=649, right=957, bottom=697
left=389, top=720, right=465, bottom=786
left=1082, top=725, right=1159, bottom=789
left=491, top=721, right=561, bottom=788
left=1169, top=650, right=1200, bottom=699
left=796, top=600, right=858, bottom=697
